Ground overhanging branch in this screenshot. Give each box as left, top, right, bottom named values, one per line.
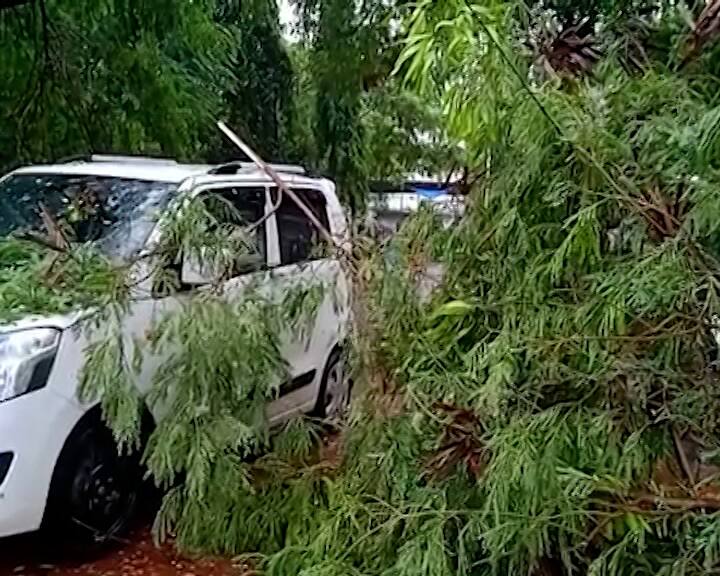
left=0, top=0, right=32, bottom=9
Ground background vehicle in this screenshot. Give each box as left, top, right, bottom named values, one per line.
left=0, top=156, right=351, bottom=542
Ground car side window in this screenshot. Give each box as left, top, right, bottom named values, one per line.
left=201, top=187, right=267, bottom=276
left=203, top=187, right=267, bottom=262
left=153, top=187, right=268, bottom=294
left=274, top=189, right=330, bottom=266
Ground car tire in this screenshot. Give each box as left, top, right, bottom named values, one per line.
left=314, top=349, right=350, bottom=419
left=44, top=416, right=146, bottom=547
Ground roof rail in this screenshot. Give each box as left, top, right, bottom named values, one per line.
left=209, top=161, right=306, bottom=176
left=56, top=154, right=93, bottom=164
left=57, top=154, right=177, bottom=166
left=89, top=154, right=179, bottom=165
left=58, top=154, right=179, bottom=165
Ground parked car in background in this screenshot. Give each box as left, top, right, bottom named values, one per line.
left=0, top=156, right=351, bottom=542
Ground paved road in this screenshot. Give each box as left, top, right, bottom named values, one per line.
left=416, top=263, right=445, bottom=301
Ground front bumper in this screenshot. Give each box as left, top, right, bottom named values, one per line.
left=0, top=388, right=83, bottom=538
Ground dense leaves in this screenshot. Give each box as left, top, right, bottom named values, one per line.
left=0, top=0, right=234, bottom=168
left=0, top=0, right=449, bottom=192
left=137, top=2, right=720, bottom=575
left=0, top=239, right=124, bottom=322
left=311, top=1, right=720, bottom=574
left=0, top=2, right=457, bottom=564
left=15, top=1, right=720, bottom=575
left=210, top=0, right=296, bottom=162
left=71, top=185, right=329, bottom=541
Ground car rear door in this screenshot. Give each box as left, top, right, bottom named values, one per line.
left=265, top=186, right=346, bottom=422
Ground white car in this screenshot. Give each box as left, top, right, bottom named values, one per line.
left=0, top=156, right=351, bottom=541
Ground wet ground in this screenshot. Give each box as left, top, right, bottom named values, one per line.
left=0, top=434, right=341, bottom=576
left=0, top=529, right=246, bottom=576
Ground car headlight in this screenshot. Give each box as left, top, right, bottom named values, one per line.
left=0, top=328, right=60, bottom=403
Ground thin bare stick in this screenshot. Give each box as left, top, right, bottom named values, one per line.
left=247, top=187, right=283, bottom=234
left=673, top=426, right=697, bottom=490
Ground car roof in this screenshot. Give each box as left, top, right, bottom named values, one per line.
left=10, top=158, right=317, bottom=186
left=8, top=157, right=349, bottom=242
left=12, top=161, right=209, bottom=183
left=9, top=158, right=344, bottom=220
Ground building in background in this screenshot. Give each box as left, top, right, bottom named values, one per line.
left=367, top=174, right=465, bottom=237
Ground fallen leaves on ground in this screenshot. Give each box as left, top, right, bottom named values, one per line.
left=0, top=529, right=245, bottom=576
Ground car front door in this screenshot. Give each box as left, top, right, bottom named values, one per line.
left=139, top=185, right=273, bottom=415
left=144, top=183, right=341, bottom=425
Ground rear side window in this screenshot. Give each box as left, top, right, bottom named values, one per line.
left=274, top=189, right=329, bottom=265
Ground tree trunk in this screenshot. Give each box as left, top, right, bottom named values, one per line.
left=686, top=0, right=720, bottom=60
left=0, top=0, right=31, bottom=9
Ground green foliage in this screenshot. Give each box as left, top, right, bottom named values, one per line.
left=78, top=304, right=143, bottom=450
left=114, top=1, right=720, bottom=575
left=293, top=0, right=370, bottom=211
left=0, top=239, right=125, bottom=322
left=12, top=1, right=720, bottom=575
left=336, top=0, right=720, bottom=573
left=71, top=188, right=330, bottom=549
left=0, top=0, right=234, bottom=169
left=210, top=0, right=296, bottom=162
left=146, top=292, right=288, bottom=548
left=361, top=83, right=461, bottom=181
left=0, top=0, right=450, bottom=208
left=290, top=0, right=457, bottom=207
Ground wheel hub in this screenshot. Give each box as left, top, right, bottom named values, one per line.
left=324, top=362, right=347, bottom=417
left=86, top=465, right=123, bottom=517
left=73, top=458, right=136, bottom=536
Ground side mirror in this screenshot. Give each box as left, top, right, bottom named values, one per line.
left=180, top=249, right=264, bottom=286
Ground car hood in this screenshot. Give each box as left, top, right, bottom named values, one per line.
left=0, top=311, right=83, bottom=334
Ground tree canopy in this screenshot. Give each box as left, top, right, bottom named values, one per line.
left=0, top=0, right=233, bottom=166
left=114, top=1, right=720, bottom=574
left=12, top=1, right=720, bottom=575
left=0, top=0, right=449, bottom=193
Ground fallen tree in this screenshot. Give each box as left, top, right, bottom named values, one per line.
left=15, top=2, right=720, bottom=575
left=150, top=2, right=720, bottom=575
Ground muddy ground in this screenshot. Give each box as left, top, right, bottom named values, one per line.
left=0, top=434, right=341, bottom=576
left=0, top=529, right=246, bottom=576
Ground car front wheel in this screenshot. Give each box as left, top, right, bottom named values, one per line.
left=45, top=418, right=145, bottom=546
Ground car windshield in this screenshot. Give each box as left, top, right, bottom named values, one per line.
left=0, top=173, right=178, bottom=261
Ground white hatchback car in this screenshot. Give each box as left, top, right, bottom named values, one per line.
left=0, top=156, right=351, bottom=541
